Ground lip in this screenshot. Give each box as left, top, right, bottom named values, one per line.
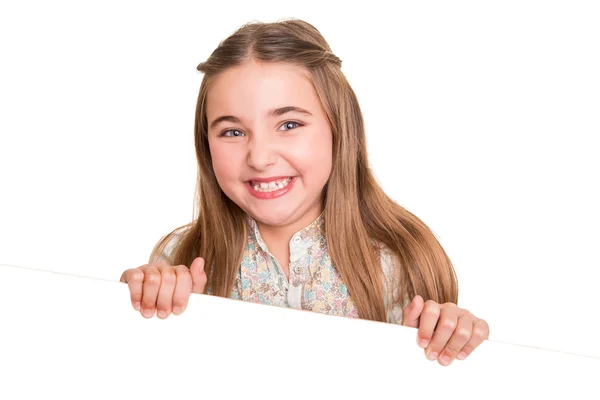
left=246, top=176, right=297, bottom=200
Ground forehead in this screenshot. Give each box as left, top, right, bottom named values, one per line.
left=206, top=61, right=319, bottom=116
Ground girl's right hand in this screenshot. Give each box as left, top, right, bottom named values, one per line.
left=119, top=257, right=207, bottom=319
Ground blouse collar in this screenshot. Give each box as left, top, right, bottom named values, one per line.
left=245, top=210, right=326, bottom=255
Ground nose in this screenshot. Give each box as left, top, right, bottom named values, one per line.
left=246, top=135, right=277, bottom=170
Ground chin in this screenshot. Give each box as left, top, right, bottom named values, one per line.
left=245, top=200, right=303, bottom=224
left=249, top=209, right=294, bottom=227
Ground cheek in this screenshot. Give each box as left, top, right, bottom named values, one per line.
left=208, top=144, right=239, bottom=183
left=294, top=130, right=333, bottom=180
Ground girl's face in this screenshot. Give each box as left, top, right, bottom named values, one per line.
left=206, top=60, right=333, bottom=229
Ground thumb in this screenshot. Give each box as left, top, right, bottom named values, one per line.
left=402, top=295, right=424, bottom=327
left=189, top=257, right=207, bottom=294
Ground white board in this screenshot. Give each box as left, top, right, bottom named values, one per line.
left=0, top=265, right=597, bottom=399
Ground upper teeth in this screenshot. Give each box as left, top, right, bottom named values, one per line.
left=251, top=177, right=292, bottom=192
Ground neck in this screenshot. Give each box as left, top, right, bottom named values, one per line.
left=256, top=203, right=323, bottom=251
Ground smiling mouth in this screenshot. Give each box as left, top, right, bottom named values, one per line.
left=248, top=177, right=294, bottom=192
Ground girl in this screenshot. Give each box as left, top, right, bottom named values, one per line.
left=120, top=18, right=489, bottom=367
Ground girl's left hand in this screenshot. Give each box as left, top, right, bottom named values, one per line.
left=402, top=295, right=490, bottom=366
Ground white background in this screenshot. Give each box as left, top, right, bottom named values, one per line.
left=1, top=0, right=599, bottom=361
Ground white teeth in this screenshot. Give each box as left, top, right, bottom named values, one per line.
left=251, top=177, right=292, bottom=192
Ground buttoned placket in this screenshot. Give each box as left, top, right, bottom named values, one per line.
left=287, top=233, right=315, bottom=309
left=254, top=232, right=315, bottom=310
left=246, top=212, right=324, bottom=310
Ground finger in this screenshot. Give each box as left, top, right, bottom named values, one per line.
left=155, top=265, right=177, bottom=319
left=416, top=300, right=441, bottom=349
left=121, top=268, right=144, bottom=311
left=172, top=265, right=193, bottom=315
left=424, top=306, right=459, bottom=362
left=401, top=295, right=424, bottom=328
left=141, top=266, right=161, bottom=318
left=456, top=318, right=490, bottom=360
left=189, top=257, right=207, bottom=294
left=137, top=264, right=151, bottom=272
left=438, top=313, right=473, bottom=366
left=138, top=261, right=168, bottom=272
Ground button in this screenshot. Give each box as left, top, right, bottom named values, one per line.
left=294, top=266, right=301, bottom=274
left=293, top=235, right=301, bottom=243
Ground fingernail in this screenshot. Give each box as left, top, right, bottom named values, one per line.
left=440, top=355, right=451, bottom=365
left=157, top=310, right=167, bottom=319
left=419, top=339, right=430, bottom=348
left=142, top=309, right=153, bottom=318
left=457, top=351, right=467, bottom=360
left=427, top=352, right=438, bottom=361
left=173, top=307, right=181, bottom=315
left=133, top=302, right=141, bottom=311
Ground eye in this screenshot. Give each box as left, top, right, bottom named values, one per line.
left=219, top=129, right=245, bottom=137
left=219, top=121, right=303, bottom=137
left=279, top=121, right=303, bottom=131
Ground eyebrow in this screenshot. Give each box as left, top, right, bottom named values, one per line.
left=209, top=106, right=313, bottom=130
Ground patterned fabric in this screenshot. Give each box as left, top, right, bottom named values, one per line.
left=159, top=211, right=407, bottom=324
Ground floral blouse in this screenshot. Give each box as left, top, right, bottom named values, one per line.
left=158, top=211, right=407, bottom=324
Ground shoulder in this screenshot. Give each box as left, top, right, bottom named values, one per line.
left=371, top=240, right=400, bottom=284
left=374, top=240, right=410, bottom=324
left=149, top=225, right=192, bottom=265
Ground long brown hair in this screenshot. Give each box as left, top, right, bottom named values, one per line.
left=150, top=18, right=458, bottom=322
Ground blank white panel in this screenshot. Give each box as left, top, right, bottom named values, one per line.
left=0, top=265, right=598, bottom=399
